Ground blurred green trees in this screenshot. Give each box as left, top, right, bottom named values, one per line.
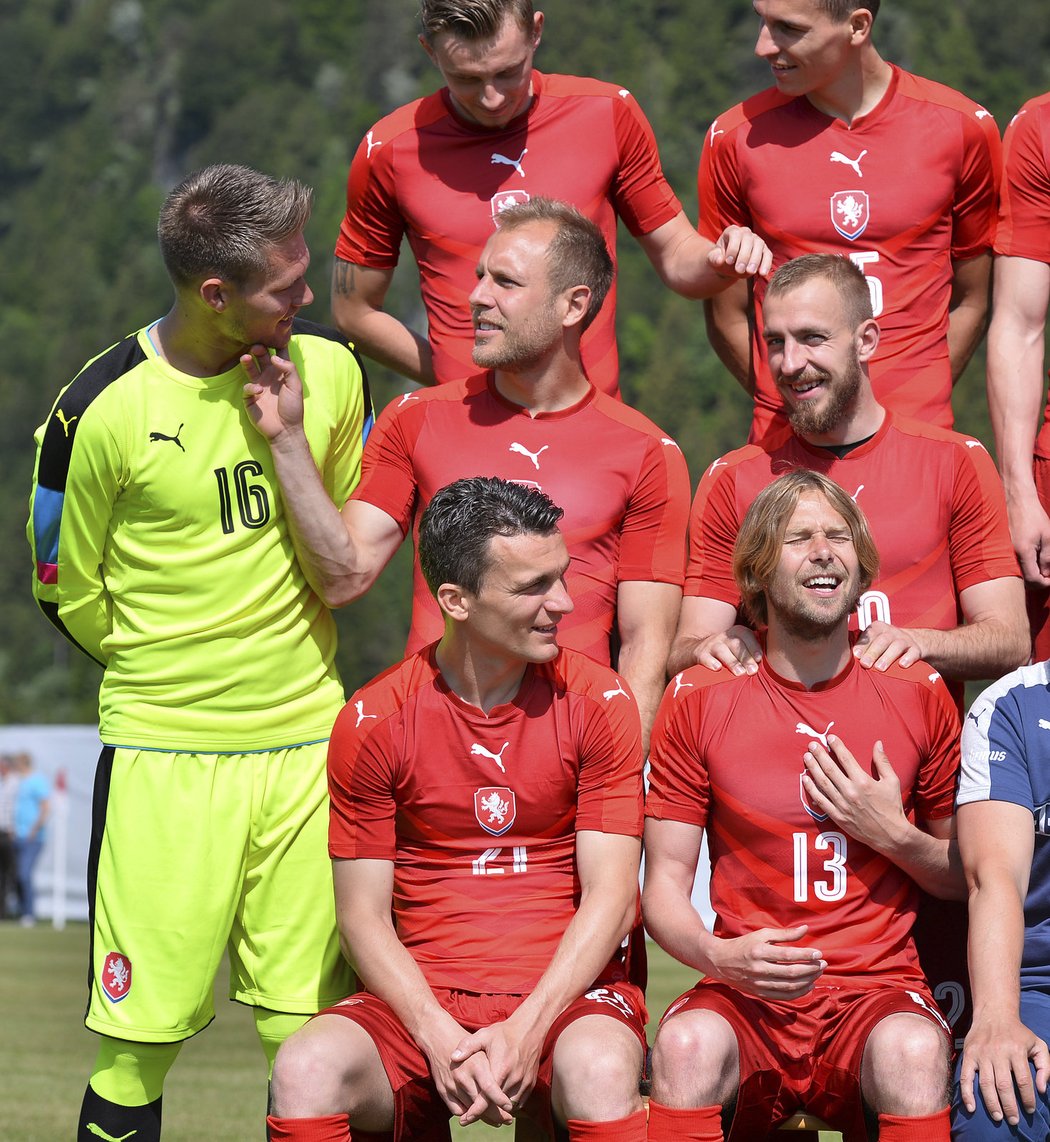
left=3, top=0, right=1047, bottom=720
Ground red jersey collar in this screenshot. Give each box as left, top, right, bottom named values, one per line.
left=485, top=372, right=598, bottom=420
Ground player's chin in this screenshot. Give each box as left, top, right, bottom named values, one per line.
left=527, top=626, right=561, bottom=659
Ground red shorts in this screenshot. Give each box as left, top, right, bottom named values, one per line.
left=1028, top=456, right=1050, bottom=661
left=659, top=980, right=951, bottom=1140
left=321, top=981, right=647, bottom=1140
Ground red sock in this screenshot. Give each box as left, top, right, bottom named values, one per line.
left=877, top=1108, right=950, bottom=1141
left=646, top=1100, right=723, bottom=1141
left=266, top=1114, right=349, bottom=1141
left=567, top=1108, right=647, bottom=1141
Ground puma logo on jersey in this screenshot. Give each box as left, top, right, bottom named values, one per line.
left=965, top=440, right=985, bottom=450
left=966, top=708, right=986, bottom=725
left=975, top=108, right=992, bottom=120
left=491, top=148, right=528, bottom=178
left=850, top=484, right=865, bottom=502
left=509, top=442, right=548, bottom=469
left=354, top=701, right=377, bottom=728
left=618, top=89, right=630, bottom=99
left=55, top=408, right=79, bottom=437
left=396, top=393, right=419, bottom=408
left=709, top=120, right=724, bottom=144
left=86, top=1126, right=137, bottom=1141
left=603, top=680, right=631, bottom=702
left=365, top=130, right=382, bottom=157
left=796, top=720, right=834, bottom=749
left=830, top=149, right=868, bottom=178
left=1039, top=719, right=1050, bottom=732
left=706, top=457, right=728, bottom=478
left=661, top=437, right=681, bottom=450
left=471, top=741, right=509, bottom=773
left=672, top=673, right=694, bottom=698
left=149, top=424, right=185, bottom=452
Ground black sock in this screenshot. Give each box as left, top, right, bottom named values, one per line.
left=78, top=1084, right=163, bottom=1142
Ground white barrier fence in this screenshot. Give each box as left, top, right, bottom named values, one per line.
left=0, top=725, right=718, bottom=932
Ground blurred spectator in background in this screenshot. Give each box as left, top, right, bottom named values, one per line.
left=12, top=752, right=50, bottom=927
left=0, top=754, right=17, bottom=919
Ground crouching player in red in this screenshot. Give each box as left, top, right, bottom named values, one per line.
left=644, top=470, right=964, bottom=1141
left=266, top=475, right=647, bottom=1141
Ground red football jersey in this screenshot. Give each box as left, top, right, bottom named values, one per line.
left=328, top=647, right=644, bottom=994
left=995, top=93, right=1050, bottom=460
left=647, top=652, right=960, bottom=984
left=337, top=72, right=681, bottom=397
left=686, top=414, right=1018, bottom=702
left=353, top=376, right=690, bottom=665
left=699, top=66, right=1001, bottom=437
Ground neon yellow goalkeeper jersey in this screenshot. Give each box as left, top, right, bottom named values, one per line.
left=29, top=319, right=373, bottom=752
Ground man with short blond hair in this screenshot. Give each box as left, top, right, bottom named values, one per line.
left=333, top=0, right=770, bottom=397
left=247, top=198, right=689, bottom=754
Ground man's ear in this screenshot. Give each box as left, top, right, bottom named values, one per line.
left=436, top=582, right=471, bottom=622
left=855, top=316, right=880, bottom=362
left=561, top=285, right=592, bottom=330
left=848, top=7, right=875, bottom=47
left=200, top=277, right=227, bottom=313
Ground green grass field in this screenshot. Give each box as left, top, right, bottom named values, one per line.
left=0, top=924, right=837, bottom=1139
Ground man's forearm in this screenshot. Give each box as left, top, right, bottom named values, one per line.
left=331, top=261, right=436, bottom=384
left=910, top=614, right=1029, bottom=679
left=703, top=288, right=753, bottom=390
left=506, top=847, right=639, bottom=1045
left=266, top=430, right=376, bottom=607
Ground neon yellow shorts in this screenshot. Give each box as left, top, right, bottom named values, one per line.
left=86, top=744, right=354, bottom=1042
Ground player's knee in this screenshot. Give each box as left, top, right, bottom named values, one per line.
left=650, top=1010, right=738, bottom=1106
left=552, top=1018, right=645, bottom=1119
left=270, top=1017, right=365, bottom=1117
left=863, top=1014, right=950, bottom=1115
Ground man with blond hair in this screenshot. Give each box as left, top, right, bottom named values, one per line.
left=333, top=0, right=770, bottom=397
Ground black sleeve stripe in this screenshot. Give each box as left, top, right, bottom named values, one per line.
left=37, top=335, right=147, bottom=493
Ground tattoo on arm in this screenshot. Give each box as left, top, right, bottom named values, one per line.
left=333, top=261, right=357, bottom=297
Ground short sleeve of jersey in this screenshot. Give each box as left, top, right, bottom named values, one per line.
left=909, top=666, right=964, bottom=822
left=645, top=671, right=715, bottom=826
left=608, top=91, right=682, bottom=237
left=335, top=117, right=409, bottom=269
left=561, top=655, right=645, bottom=836
left=683, top=455, right=748, bottom=602
left=948, top=99, right=1002, bottom=261
left=995, top=96, right=1050, bottom=262
left=697, top=111, right=750, bottom=241
left=948, top=437, right=1019, bottom=593
left=350, top=394, right=425, bottom=536
left=617, top=432, right=690, bottom=585
left=957, top=665, right=1045, bottom=811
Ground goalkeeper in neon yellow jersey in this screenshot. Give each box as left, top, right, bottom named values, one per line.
left=28, top=163, right=373, bottom=1142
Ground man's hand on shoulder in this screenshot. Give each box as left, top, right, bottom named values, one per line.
left=708, top=225, right=773, bottom=280
left=674, top=625, right=762, bottom=677
left=853, top=621, right=924, bottom=671
left=241, top=344, right=305, bottom=445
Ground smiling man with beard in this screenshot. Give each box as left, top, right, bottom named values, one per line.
left=668, top=252, right=1027, bottom=1059
left=644, top=470, right=964, bottom=1141
left=670, top=253, right=1025, bottom=693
